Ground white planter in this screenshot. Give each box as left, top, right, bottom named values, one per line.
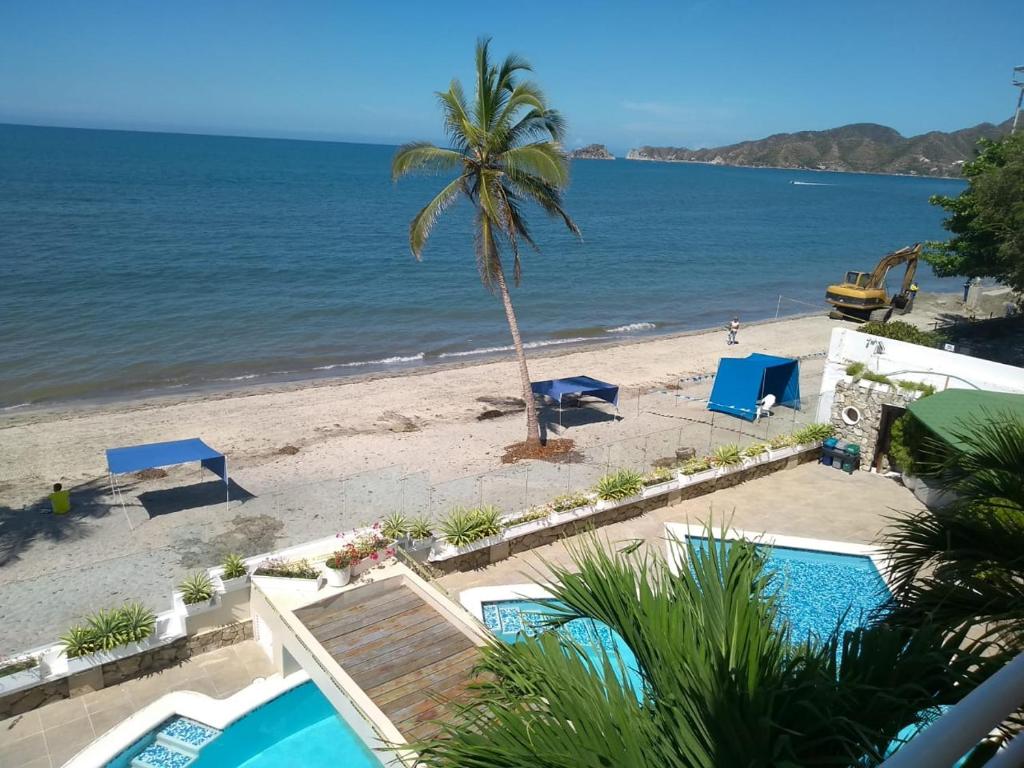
left=323, top=565, right=352, bottom=588
left=641, top=479, right=678, bottom=499
left=251, top=573, right=323, bottom=593
left=679, top=468, right=717, bottom=486
left=595, top=494, right=642, bottom=511
left=218, top=575, right=250, bottom=593
left=549, top=505, right=592, bottom=525
left=0, top=659, right=43, bottom=692
left=174, top=592, right=218, bottom=617
left=502, top=517, right=550, bottom=540
left=429, top=533, right=503, bottom=561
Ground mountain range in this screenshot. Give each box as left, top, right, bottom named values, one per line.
left=625, top=118, right=1014, bottom=177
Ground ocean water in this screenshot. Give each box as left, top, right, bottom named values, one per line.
left=0, top=124, right=965, bottom=408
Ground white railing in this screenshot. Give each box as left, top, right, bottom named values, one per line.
left=880, top=652, right=1024, bottom=767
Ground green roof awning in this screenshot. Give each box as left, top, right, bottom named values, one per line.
left=907, top=389, right=1024, bottom=450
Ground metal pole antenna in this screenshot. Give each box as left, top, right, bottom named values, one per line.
left=1013, top=66, right=1024, bottom=134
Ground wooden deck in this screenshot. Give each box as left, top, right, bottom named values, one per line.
left=294, top=576, right=483, bottom=741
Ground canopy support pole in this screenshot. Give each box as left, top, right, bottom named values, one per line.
left=109, top=471, right=134, bottom=532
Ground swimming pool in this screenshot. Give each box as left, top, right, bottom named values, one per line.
left=686, top=535, right=889, bottom=641
left=481, top=599, right=643, bottom=694
left=107, top=682, right=382, bottom=768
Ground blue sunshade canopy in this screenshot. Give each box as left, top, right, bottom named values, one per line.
left=106, top=438, right=228, bottom=483
left=707, top=354, right=801, bottom=421
left=531, top=375, right=619, bottom=406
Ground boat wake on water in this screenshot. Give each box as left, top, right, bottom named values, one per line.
left=790, top=180, right=832, bottom=186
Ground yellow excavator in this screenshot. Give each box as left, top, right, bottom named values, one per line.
left=826, top=243, right=921, bottom=323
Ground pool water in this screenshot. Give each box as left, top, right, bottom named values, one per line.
left=688, top=537, right=889, bottom=641
left=104, top=682, right=382, bottom=768
left=481, top=599, right=643, bottom=694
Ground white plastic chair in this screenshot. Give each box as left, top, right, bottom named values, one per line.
left=755, top=394, right=776, bottom=421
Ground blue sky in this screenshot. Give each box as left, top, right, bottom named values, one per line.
left=1, top=0, right=1019, bottom=153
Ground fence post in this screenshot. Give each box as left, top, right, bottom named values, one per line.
left=524, top=463, right=530, bottom=512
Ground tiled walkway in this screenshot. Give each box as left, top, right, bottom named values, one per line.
left=0, top=641, right=273, bottom=768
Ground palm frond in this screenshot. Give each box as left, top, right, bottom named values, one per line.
left=408, top=176, right=464, bottom=258
left=391, top=142, right=464, bottom=180
left=502, top=143, right=569, bottom=187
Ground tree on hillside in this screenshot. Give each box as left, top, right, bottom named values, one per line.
left=926, top=132, right=1024, bottom=293
left=412, top=532, right=985, bottom=767
left=392, top=38, right=580, bottom=448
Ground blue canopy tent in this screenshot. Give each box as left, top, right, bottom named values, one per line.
left=706, top=354, right=800, bottom=422
left=531, top=375, right=619, bottom=426
left=106, top=438, right=229, bottom=522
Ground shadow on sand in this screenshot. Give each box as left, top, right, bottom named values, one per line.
left=136, top=478, right=255, bottom=518
left=0, top=478, right=113, bottom=567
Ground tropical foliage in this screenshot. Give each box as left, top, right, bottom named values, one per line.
left=60, top=602, right=156, bottom=658
left=857, top=320, right=943, bottom=348
left=392, top=38, right=580, bottom=446
left=254, top=558, right=321, bottom=580
left=380, top=512, right=411, bottom=541
left=595, top=469, right=644, bottom=500
left=221, top=553, right=248, bottom=580
left=439, top=505, right=504, bottom=546
left=177, top=571, right=214, bottom=605
left=926, top=132, right=1024, bottom=293
left=412, top=532, right=983, bottom=767
left=880, top=412, right=1024, bottom=650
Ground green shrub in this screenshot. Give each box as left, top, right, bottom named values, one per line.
left=549, top=492, right=593, bottom=512
left=438, top=505, right=503, bottom=546
left=845, top=361, right=866, bottom=378
left=769, top=433, right=796, bottom=449
left=178, top=571, right=214, bottom=605
left=858, top=321, right=943, bottom=348
left=642, top=466, right=674, bottom=486
left=502, top=507, right=550, bottom=529
left=792, top=423, right=835, bottom=444
left=408, top=517, right=434, bottom=540
left=742, top=442, right=770, bottom=459
left=254, top=558, right=320, bottom=579
left=118, top=602, right=156, bottom=643
left=888, top=413, right=945, bottom=476
left=862, top=370, right=894, bottom=386
left=380, top=512, right=410, bottom=541
left=896, top=379, right=937, bottom=396
left=679, top=456, right=712, bottom=475
left=711, top=444, right=742, bottom=467
left=60, top=602, right=156, bottom=658
left=222, top=553, right=247, bottom=580
left=595, top=469, right=645, bottom=501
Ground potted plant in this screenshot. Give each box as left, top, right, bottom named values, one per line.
left=380, top=512, right=411, bottom=545
left=501, top=507, right=549, bottom=536
left=406, top=516, right=435, bottom=551
left=548, top=492, right=594, bottom=523
left=60, top=602, right=156, bottom=666
left=252, top=558, right=323, bottom=592
left=323, top=548, right=356, bottom=587
left=347, top=530, right=394, bottom=575
left=176, top=571, right=217, bottom=616
left=767, top=433, right=797, bottom=460
left=595, top=469, right=644, bottom=509
left=219, top=553, right=249, bottom=592
left=741, top=442, right=770, bottom=467
left=641, top=465, right=677, bottom=498
left=431, top=505, right=504, bottom=558
left=710, top=444, right=743, bottom=475
left=677, top=456, right=716, bottom=485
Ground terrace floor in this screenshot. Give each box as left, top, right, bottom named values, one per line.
left=0, top=641, right=273, bottom=768
left=438, top=461, right=924, bottom=595
left=293, top=576, right=484, bottom=741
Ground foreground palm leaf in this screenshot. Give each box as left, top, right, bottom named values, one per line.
left=413, top=532, right=981, bottom=767
left=392, top=38, right=580, bottom=446
left=881, top=413, right=1024, bottom=648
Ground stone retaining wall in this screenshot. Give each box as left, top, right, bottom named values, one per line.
left=428, top=446, right=819, bottom=574
left=830, top=379, right=917, bottom=472
left=0, top=620, right=252, bottom=719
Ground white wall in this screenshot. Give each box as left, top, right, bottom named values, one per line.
left=815, top=328, right=1024, bottom=422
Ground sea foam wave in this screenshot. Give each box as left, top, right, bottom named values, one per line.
left=605, top=322, right=656, bottom=333
left=437, top=337, right=591, bottom=359
left=314, top=353, right=425, bottom=371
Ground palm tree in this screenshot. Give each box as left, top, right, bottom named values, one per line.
left=411, top=531, right=981, bottom=767
left=880, top=412, right=1024, bottom=650
left=392, top=38, right=580, bottom=447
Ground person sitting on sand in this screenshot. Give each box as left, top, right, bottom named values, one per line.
left=49, top=482, right=70, bottom=515
left=727, top=317, right=740, bottom=345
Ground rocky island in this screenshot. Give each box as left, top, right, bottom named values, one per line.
left=568, top=143, right=614, bottom=160
left=626, top=118, right=1012, bottom=177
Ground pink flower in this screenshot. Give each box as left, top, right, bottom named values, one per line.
left=370, top=551, right=379, bottom=561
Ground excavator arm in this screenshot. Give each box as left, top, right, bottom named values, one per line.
left=866, top=243, right=921, bottom=294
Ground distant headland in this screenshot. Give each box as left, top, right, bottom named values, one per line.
left=568, top=143, right=615, bottom=160
left=623, top=118, right=1013, bottom=177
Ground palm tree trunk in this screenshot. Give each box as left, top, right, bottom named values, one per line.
left=491, top=246, right=542, bottom=446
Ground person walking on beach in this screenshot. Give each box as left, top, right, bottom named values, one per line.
left=727, top=317, right=740, bottom=345
left=907, top=281, right=919, bottom=312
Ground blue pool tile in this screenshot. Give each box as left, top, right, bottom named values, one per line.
left=133, top=743, right=193, bottom=768
left=497, top=604, right=523, bottom=633
left=481, top=603, right=500, bottom=632
left=159, top=717, right=219, bottom=749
